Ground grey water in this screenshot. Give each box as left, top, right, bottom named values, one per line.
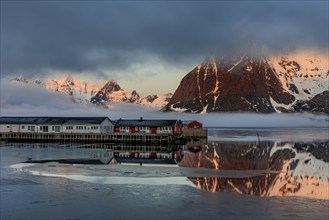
left=1, top=128, right=328, bottom=220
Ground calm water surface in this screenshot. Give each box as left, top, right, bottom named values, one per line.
left=1, top=128, right=328, bottom=220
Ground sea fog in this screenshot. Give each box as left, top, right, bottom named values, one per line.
left=1, top=79, right=329, bottom=128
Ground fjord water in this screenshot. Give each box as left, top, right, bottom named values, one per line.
left=1, top=128, right=328, bottom=220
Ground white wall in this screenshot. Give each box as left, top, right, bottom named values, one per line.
left=0, top=124, right=60, bottom=133
left=100, top=118, right=114, bottom=134
left=1, top=118, right=115, bottom=134
left=62, top=124, right=101, bottom=134
left=38, top=125, right=62, bottom=133
left=0, top=124, right=12, bottom=133
left=0, top=124, right=20, bottom=132
left=20, top=124, right=38, bottom=133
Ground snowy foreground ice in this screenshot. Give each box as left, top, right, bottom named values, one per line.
left=1, top=128, right=328, bottom=220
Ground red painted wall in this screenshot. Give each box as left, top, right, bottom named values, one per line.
left=130, top=126, right=137, bottom=133
left=129, top=152, right=139, bottom=158
left=174, top=123, right=183, bottom=134
left=150, top=127, right=157, bottom=134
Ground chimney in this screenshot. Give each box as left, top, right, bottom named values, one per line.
left=140, top=117, right=143, bottom=121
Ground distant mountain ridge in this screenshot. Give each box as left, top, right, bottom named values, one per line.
left=9, top=51, right=329, bottom=114
left=10, top=75, right=172, bottom=108
left=164, top=52, right=329, bottom=114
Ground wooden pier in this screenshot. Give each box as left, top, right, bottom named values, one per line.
left=182, top=128, right=208, bottom=141
left=0, top=132, right=175, bottom=145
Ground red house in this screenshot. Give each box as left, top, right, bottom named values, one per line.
left=183, top=120, right=203, bottom=129
left=114, top=118, right=183, bottom=135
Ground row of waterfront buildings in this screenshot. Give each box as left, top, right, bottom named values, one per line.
left=0, top=117, right=203, bottom=135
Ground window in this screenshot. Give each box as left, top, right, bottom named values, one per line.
left=52, top=126, right=54, bottom=131
left=90, top=126, right=98, bottom=130
left=31, top=126, right=35, bottom=132
left=140, top=126, right=150, bottom=133
left=41, top=126, right=48, bottom=132
left=76, top=126, right=84, bottom=130
left=54, top=126, right=60, bottom=132
left=28, top=126, right=31, bottom=130
left=22, top=126, right=25, bottom=129
left=160, top=126, right=172, bottom=133
left=66, top=126, right=73, bottom=130
left=120, top=126, right=129, bottom=132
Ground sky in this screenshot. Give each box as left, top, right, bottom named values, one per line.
left=1, top=0, right=328, bottom=95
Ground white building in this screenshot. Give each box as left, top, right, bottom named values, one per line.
left=0, top=117, right=114, bottom=134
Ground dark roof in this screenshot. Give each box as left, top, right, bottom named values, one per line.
left=115, top=119, right=180, bottom=127
left=0, top=117, right=112, bottom=125
left=181, top=120, right=193, bottom=125
left=181, top=120, right=202, bottom=125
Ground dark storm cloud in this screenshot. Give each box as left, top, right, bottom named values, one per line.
left=1, top=1, right=328, bottom=76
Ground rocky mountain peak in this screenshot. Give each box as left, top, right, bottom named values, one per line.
left=144, top=94, right=159, bottom=103
left=57, top=74, right=76, bottom=86
left=164, top=55, right=303, bottom=113
left=165, top=51, right=329, bottom=114
left=102, top=80, right=122, bottom=93
left=130, top=90, right=141, bottom=103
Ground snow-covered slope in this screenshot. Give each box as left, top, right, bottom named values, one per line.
left=10, top=75, right=104, bottom=105
left=140, top=93, right=173, bottom=108
left=45, top=75, right=104, bottom=104
left=269, top=51, right=328, bottom=111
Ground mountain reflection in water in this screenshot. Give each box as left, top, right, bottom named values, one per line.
left=180, top=141, right=329, bottom=200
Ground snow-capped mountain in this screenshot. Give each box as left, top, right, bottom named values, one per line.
left=90, top=80, right=141, bottom=104
left=164, top=51, right=329, bottom=113
left=45, top=75, right=104, bottom=104
left=10, top=75, right=171, bottom=108
left=89, top=80, right=172, bottom=108
left=140, top=93, right=173, bottom=108
left=10, top=75, right=104, bottom=105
